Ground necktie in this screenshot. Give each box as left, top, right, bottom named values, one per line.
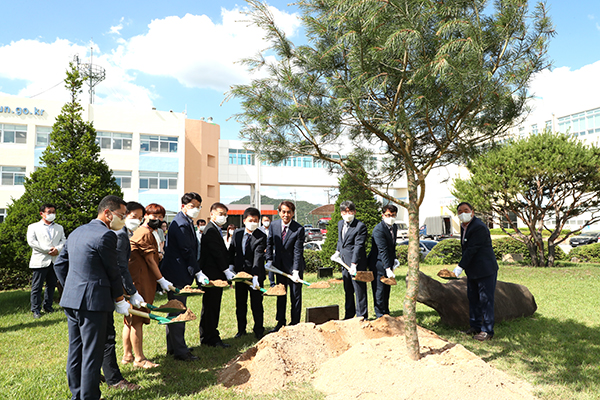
left=282, top=225, right=288, bottom=242
left=243, top=233, right=251, bottom=256
left=342, top=223, right=349, bottom=240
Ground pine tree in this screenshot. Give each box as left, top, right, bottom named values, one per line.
left=0, top=63, right=122, bottom=288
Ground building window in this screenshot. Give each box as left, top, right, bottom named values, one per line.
left=518, top=126, right=525, bottom=137
left=0, top=208, right=6, bottom=223
left=113, top=171, right=132, bottom=189
left=228, top=148, right=255, bottom=165
left=140, top=135, right=178, bottom=153
left=36, top=126, right=52, bottom=147
left=139, top=172, right=177, bottom=190
left=545, top=120, right=552, bottom=131
left=1, top=166, right=26, bottom=185
left=531, top=124, right=538, bottom=135
left=1, top=124, right=27, bottom=144
left=96, top=131, right=133, bottom=150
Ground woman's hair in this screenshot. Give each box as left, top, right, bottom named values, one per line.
left=145, top=203, right=165, bottom=217
left=226, top=224, right=236, bottom=239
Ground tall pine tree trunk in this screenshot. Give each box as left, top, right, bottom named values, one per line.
left=403, top=167, right=421, bottom=361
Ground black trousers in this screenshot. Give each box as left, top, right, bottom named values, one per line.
left=234, top=281, right=264, bottom=336
left=166, top=291, right=190, bottom=357
left=371, top=270, right=391, bottom=318
left=64, top=307, right=108, bottom=400
left=275, top=274, right=302, bottom=326
left=342, top=268, right=368, bottom=319
left=467, top=273, right=497, bottom=335
left=199, top=286, right=223, bottom=345
left=101, top=311, right=124, bottom=385
left=30, top=264, right=57, bottom=313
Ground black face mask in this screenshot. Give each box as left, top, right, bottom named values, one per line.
left=148, top=219, right=162, bottom=230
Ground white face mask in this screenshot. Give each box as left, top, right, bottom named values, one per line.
left=45, top=213, right=56, bottom=222
left=186, top=206, right=201, bottom=219
left=263, top=221, right=270, bottom=228
left=342, top=214, right=355, bottom=223
left=383, top=216, right=396, bottom=226
left=458, top=212, right=473, bottom=224
left=109, top=214, right=126, bottom=231
left=228, top=229, right=235, bottom=235
left=125, top=218, right=141, bottom=232
left=245, top=221, right=259, bottom=232
left=198, top=225, right=205, bottom=232
left=214, top=215, right=227, bottom=226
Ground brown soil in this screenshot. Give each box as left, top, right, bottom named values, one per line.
left=264, top=284, right=286, bottom=296
left=234, top=271, right=253, bottom=280
left=170, top=308, right=197, bottom=322
left=437, top=268, right=458, bottom=279
left=354, top=271, right=374, bottom=282
left=328, top=279, right=343, bottom=284
left=218, top=316, right=538, bottom=399
left=380, top=276, right=397, bottom=286
left=307, top=281, right=331, bottom=289
left=156, top=299, right=186, bottom=311
left=181, top=285, right=205, bottom=294
left=209, top=280, right=230, bottom=288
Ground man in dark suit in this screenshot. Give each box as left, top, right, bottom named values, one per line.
left=229, top=207, right=267, bottom=339
left=161, top=192, right=203, bottom=361
left=198, top=202, right=235, bottom=348
left=102, top=201, right=145, bottom=391
left=453, top=202, right=499, bottom=341
left=259, top=216, right=275, bottom=288
left=368, top=204, right=399, bottom=318
left=54, top=195, right=131, bottom=400
left=333, top=200, right=369, bottom=319
left=266, top=201, right=305, bottom=331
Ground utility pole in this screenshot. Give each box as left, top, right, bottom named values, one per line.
left=74, top=42, right=106, bottom=105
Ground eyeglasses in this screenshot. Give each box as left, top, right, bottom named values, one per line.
left=111, top=211, right=126, bottom=220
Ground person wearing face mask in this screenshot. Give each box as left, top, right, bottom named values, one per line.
left=101, top=201, right=145, bottom=391
left=196, top=219, right=207, bottom=242
left=454, top=202, right=498, bottom=342
left=228, top=207, right=267, bottom=339
left=122, top=203, right=172, bottom=369
left=224, top=224, right=236, bottom=249
left=53, top=195, right=131, bottom=400
left=368, top=204, right=399, bottom=318
left=259, top=216, right=275, bottom=287
left=197, top=202, right=234, bottom=348
left=331, top=201, right=369, bottom=320
left=27, top=203, right=66, bottom=319
left=161, top=192, right=203, bottom=361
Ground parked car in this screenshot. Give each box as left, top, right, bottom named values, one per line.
left=304, top=224, right=313, bottom=228
left=304, top=241, right=323, bottom=251
left=306, top=228, right=324, bottom=242
left=395, top=221, right=409, bottom=240
left=397, top=240, right=439, bottom=259
left=569, top=231, right=600, bottom=247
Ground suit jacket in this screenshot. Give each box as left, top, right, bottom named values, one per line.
left=459, top=216, right=499, bottom=279
left=229, top=228, right=267, bottom=281
left=161, top=211, right=199, bottom=288
left=27, top=219, right=66, bottom=268
left=258, top=225, right=269, bottom=237
left=336, top=218, right=368, bottom=271
left=266, top=219, right=305, bottom=274
left=54, top=219, right=122, bottom=312
left=368, top=220, right=398, bottom=274
left=116, top=226, right=137, bottom=295
left=200, top=221, right=229, bottom=280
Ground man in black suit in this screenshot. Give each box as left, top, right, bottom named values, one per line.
left=453, top=202, right=499, bottom=341
left=161, top=192, right=203, bottom=361
left=368, top=204, right=399, bottom=318
left=259, top=216, right=275, bottom=287
left=54, top=195, right=131, bottom=400
left=198, top=202, right=235, bottom=348
left=332, top=200, right=369, bottom=319
left=266, top=201, right=305, bottom=331
left=229, top=207, right=267, bottom=339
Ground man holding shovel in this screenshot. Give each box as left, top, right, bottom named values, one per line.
left=332, top=201, right=369, bottom=320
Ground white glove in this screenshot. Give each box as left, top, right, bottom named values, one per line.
left=157, top=277, right=173, bottom=291
left=115, top=299, right=130, bottom=315
left=291, top=270, right=301, bottom=283
left=393, top=259, right=400, bottom=270
left=129, top=291, right=145, bottom=308
left=349, top=263, right=357, bottom=276
left=385, top=268, right=395, bottom=279
left=453, top=266, right=464, bottom=278
left=330, top=251, right=340, bottom=261
left=228, top=264, right=235, bottom=272
left=251, top=275, right=260, bottom=290
left=196, top=271, right=209, bottom=285
left=224, top=268, right=236, bottom=281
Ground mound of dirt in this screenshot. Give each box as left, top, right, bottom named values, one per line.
left=218, top=316, right=538, bottom=399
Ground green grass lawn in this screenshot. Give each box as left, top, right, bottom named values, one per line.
left=1, top=264, right=600, bottom=399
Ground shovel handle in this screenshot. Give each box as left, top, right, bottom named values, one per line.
left=266, top=265, right=310, bottom=286
left=332, top=255, right=360, bottom=278
left=242, top=279, right=268, bottom=293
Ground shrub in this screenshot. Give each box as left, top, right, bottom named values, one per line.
left=304, top=250, right=324, bottom=273
left=423, top=239, right=462, bottom=265
left=568, top=243, right=600, bottom=263
left=396, top=245, right=409, bottom=266
left=492, top=237, right=566, bottom=265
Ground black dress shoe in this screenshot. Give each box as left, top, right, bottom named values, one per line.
left=234, top=332, right=247, bottom=338
left=33, top=312, right=41, bottom=319
left=473, top=331, right=493, bottom=341
left=268, top=324, right=284, bottom=334
left=463, top=327, right=480, bottom=335
left=205, top=340, right=231, bottom=348
left=43, top=307, right=55, bottom=313
left=254, top=330, right=264, bottom=340
left=174, top=352, right=199, bottom=361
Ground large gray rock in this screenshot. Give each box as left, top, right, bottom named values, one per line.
left=416, top=271, right=537, bottom=328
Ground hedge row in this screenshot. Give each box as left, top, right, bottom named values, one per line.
left=568, top=243, right=600, bottom=263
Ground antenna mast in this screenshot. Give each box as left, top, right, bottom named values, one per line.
left=74, top=43, right=106, bottom=104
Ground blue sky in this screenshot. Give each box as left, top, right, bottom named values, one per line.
left=1, top=1, right=599, bottom=203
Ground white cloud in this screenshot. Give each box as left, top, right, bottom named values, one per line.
left=109, top=22, right=123, bottom=35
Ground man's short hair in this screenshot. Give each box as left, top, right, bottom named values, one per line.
left=382, top=204, right=398, bottom=214
left=126, top=201, right=145, bottom=216
left=196, top=219, right=206, bottom=226
left=243, top=207, right=260, bottom=220
left=181, top=192, right=202, bottom=206
left=39, top=203, right=56, bottom=213
left=278, top=200, right=295, bottom=213
left=98, top=195, right=126, bottom=214
left=210, top=202, right=229, bottom=212
left=262, top=215, right=271, bottom=221
left=145, top=203, right=166, bottom=217
left=340, top=201, right=356, bottom=212
left=456, top=201, right=474, bottom=211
